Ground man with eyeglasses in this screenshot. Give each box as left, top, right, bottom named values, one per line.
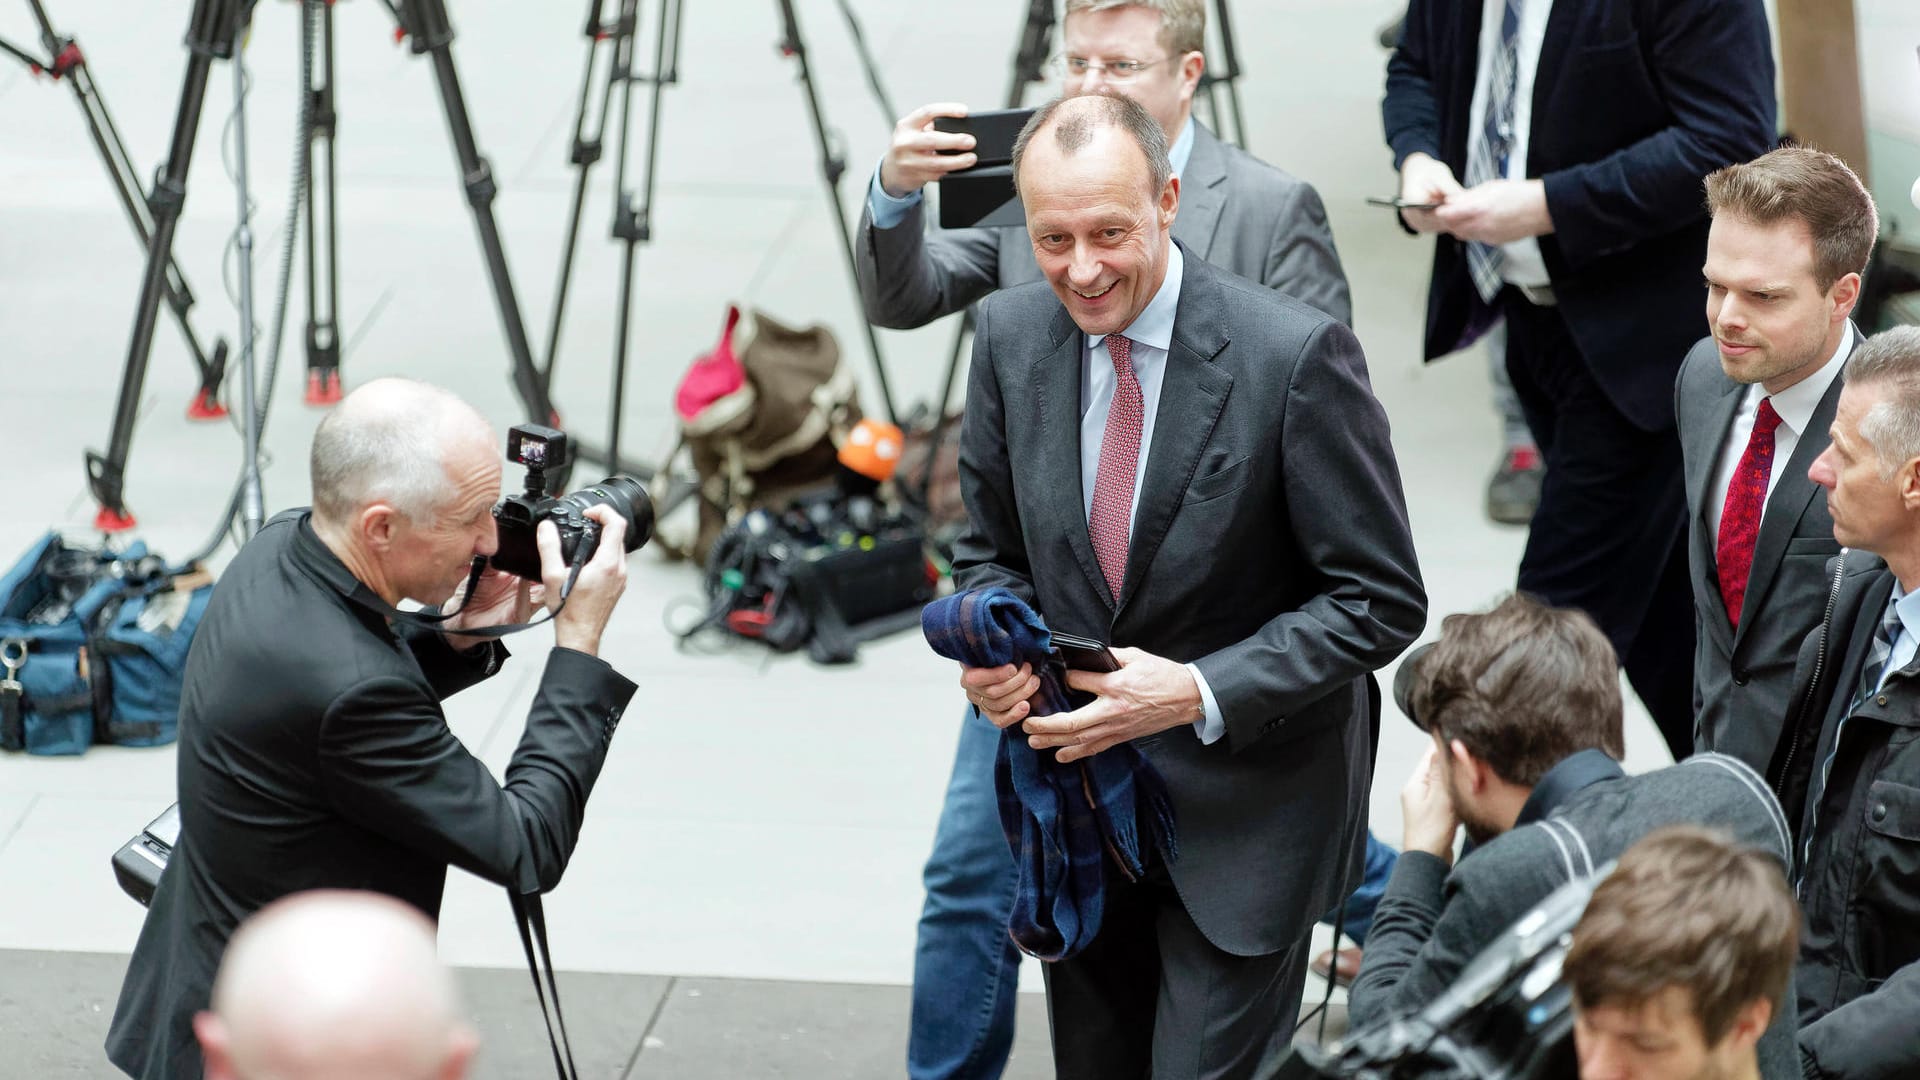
left=857, top=4, right=1360, bottom=1079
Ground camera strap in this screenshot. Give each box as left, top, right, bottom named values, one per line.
left=375, top=551, right=593, bottom=641
left=511, top=889, right=583, bottom=1080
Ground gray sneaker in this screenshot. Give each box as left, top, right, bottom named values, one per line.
left=1486, top=446, right=1543, bottom=525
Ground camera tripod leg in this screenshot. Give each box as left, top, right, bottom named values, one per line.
left=392, top=0, right=560, bottom=446
left=1206, top=0, right=1248, bottom=149
left=774, top=0, right=899, bottom=429
left=86, top=0, right=258, bottom=530
left=539, top=0, right=616, bottom=397
left=302, top=0, right=342, bottom=406
left=603, top=0, right=661, bottom=472
left=22, top=0, right=233, bottom=422
left=549, top=0, right=680, bottom=483
left=1005, top=0, right=1056, bottom=105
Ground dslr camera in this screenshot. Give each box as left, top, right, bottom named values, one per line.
left=491, top=424, right=655, bottom=580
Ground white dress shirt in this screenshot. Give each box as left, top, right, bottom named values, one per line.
left=1073, top=243, right=1225, bottom=744
left=1464, top=0, right=1554, bottom=287
left=1706, top=331, right=1853, bottom=542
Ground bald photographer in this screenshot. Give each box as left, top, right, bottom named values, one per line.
left=106, top=378, right=641, bottom=1080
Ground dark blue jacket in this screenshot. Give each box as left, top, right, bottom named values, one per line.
left=1382, top=0, right=1775, bottom=431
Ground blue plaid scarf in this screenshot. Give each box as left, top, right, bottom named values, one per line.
left=922, top=587, right=1178, bottom=961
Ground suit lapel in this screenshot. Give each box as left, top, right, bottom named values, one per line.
left=1035, top=305, right=1116, bottom=609
left=1735, top=334, right=1855, bottom=648
left=1117, top=255, right=1233, bottom=616
left=1695, top=379, right=1746, bottom=649
left=1530, top=0, right=1580, bottom=127
left=1171, top=124, right=1228, bottom=262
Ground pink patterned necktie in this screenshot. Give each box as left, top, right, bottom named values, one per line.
left=1716, top=397, right=1783, bottom=627
left=1088, top=335, right=1142, bottom=602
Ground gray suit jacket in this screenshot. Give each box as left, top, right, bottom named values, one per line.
left=1676, top=331, right=1853, bottom=770
left=855, top=121, right=1352, bottom=330
left=952, top=249, right=1425, bottom=955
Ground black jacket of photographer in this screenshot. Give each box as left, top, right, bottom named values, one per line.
left=104, top=510, right=636, bottom=1080
left=1770, top=549, right=1920, bottom=1080
left=1348, top=750, right=1800, bottom=1079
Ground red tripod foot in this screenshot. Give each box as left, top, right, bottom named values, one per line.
left=306, top=369, right=343, bottom=406
left=94, top=506, right=137, bottom=532
left=186, top=387, right=229, bottom=420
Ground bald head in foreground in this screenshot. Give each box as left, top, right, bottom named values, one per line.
left=196, top=891, right=476, bottom=1080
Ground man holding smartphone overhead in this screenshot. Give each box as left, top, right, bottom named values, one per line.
left=857, top=4, right=1368, bottom=1077
left=1382, top=0, right=1776, bottom=762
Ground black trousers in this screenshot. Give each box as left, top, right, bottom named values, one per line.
left=1502, top=290, right=1695, bottom=760
left=1042, top=861, right=1310, bottom=1080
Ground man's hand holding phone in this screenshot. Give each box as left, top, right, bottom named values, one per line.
left=1397, top=152, right=1464, bottom=234
left=1023, top=647, right=1204, bottom=764
left=880, top=102, right=977, bottom=199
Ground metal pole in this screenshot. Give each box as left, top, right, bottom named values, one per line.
left=774, top=0, right=900, bottom=427
left=230, top=35, right=265, bottom=535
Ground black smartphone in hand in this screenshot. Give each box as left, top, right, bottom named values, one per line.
left=932, top=108, right=1035, bottom=164
left=1367, top=195, right=1440, bottom=211
left=1051, top=631, right=1121, bottom=673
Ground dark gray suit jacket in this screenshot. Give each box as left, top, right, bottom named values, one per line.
left=1676, top=331, right=1853, bottom=770
left=855, top=121, right=1353, bottom=330
left=106, top=512, right=636, bottom=1079
left=952, top=250, right=1426, bottom=955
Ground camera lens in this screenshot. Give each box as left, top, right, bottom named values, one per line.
left=558, top=474, right=655, bottom=556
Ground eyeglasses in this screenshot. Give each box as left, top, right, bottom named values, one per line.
left=1053, top=55, right=1169, bottom=82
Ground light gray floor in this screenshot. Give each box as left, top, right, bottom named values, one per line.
left=0, top=0, right=1682, bottom=1073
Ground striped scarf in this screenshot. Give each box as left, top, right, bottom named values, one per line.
left=922, top=587, right=1178, bottom=961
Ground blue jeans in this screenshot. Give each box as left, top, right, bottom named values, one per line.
left=1321, top=830, right=1397, bottom=946
left=909, top=704, right=1020, bottom=1080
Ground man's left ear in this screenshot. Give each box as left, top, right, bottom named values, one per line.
left=1832, top=271, right=1863, bottom=322
left=1179, top=50, right=1205, bottom=98
left=1161, top=174, right=1180, bottom=228
left=358, top=504, right=402, bottom=555
left=193, top=1012, right=235, bottom=1080
left=1901, top=458, right=1920, bottom=510
left=1720, top=997, right=1772, bottom=1054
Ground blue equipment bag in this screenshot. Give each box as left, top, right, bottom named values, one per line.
left=0, top=533, right=211, bottom=755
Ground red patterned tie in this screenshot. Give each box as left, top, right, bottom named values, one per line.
left=1088, top=335, right=1142, bottom=602
left=1716, top=398, right=1783, bottom=627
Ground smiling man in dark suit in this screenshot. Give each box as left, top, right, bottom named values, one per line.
left=873, top=6, right=1373, bottom=1076
left=1677, top=147, right=1876, bottom=771
left=953, top=92, right=1425, bottom=1078
left=1383, top=0, right=1776, bottom=760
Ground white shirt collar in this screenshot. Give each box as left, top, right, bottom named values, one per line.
left=1088, top=241, right=1183, bottom=354
left=1889, top=581, right=1920, bottom=640
left=1756, top=325, right=1855, bottom=436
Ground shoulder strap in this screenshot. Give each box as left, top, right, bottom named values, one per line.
left=1686, top=753, right=1793, bottom=863
left=511, top=890, right=582, bottom=1080
left=1535, top=817, right=1596, bottom=881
